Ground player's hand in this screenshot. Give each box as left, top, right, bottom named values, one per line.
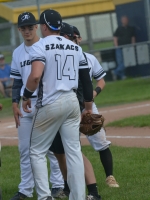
left=22, top=98, right=31, bottom=113
left=0, top=104, right=2, bottom=111
left=81, top=109, right=93, bottom=121
left=93, top=90, right=97, bottom=99
left=12, top=103, right=22, bottom=128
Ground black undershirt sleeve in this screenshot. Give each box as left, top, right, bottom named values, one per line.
left=12, top=78, right=23, bottom=103
left=79, top=68, right=93, bottom=102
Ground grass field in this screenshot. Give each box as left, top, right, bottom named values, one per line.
left=107, top=114, right=150, bottom=127
left=0, top=145, right=149, bottom=200
left=1, top=77, right=150, bottom=119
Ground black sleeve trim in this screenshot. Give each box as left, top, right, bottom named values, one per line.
left=31, top=58, right=46, bottom=64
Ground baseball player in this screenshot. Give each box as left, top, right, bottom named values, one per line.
left=73, top=26, right=119, bottom=188
left=49, top=22, right=102, bottom=200
left=10, top=12, right=64, bottom=200
left=22, top=9, right=93, bottom=200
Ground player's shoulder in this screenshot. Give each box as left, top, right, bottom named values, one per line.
left=13, top=43, right=24, bottom=55
left=84, top=52, right=96, bottom=61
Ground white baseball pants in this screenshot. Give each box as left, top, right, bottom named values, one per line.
left=18, top=99, right=63, bottom=197
left=86, top=102, right=111, bottom=151
left=30, top=91, right=85, bottom=200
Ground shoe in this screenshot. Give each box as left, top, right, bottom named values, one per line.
left=46, top=197, right=54, bottom=200
left=10, top=192, right=27, bottom=200
left=111, top=70, right=117, bottom=81
left=106, top=175, right=119, bottom=187
left=86, top=194, right=102, bottom=200
left=51, top=188, right=67, bottom=199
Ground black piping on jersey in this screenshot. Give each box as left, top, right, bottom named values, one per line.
left=29, top=108, right=39, bottom=147
left=93, top=68, right=106, bottom=79
left=36, top=72, right=44, bottom=108
left=79, top=52, right=88, bottom=66
left=31, top=57, right=46, bottom=64
left=10, top=69, right=21, bottom=77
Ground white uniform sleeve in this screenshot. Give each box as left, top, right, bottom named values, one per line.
left=10, top=52, right=22, bottom=79
left=29, top=40, right=46, bottom=64
left=78, top=47, right=88, bottom=69
left=92, top=57, right=106, bottom=80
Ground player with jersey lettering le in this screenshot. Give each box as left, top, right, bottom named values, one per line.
left=10, top=12, right=65, bottom=200
left=22, top=9, right=93, bottom=200
left=73, top=26, right=119, bottom=188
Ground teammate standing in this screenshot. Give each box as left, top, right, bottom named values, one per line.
left=22, top=9, right=93, bottom=200
left=49, top=22, right=102, bottom=200
left=10, top=12, right=64, bottom=200
left=73, top=26, right=119, bottom=188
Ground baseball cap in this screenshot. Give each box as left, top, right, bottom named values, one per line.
left=60, top=22, right=74, bottom=38
left=73, top=26, right=81, bottom=37
left=18, top=12, right=37, bottom=27
left=0, top=54, right=4, bottom=59
left=39, top=9, right=62, bottom=30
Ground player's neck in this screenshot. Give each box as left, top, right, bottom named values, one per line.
left=24, top=35, right=40, bottom=46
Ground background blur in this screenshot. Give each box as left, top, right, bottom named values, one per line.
left=0, top=0, right=150, bottom=81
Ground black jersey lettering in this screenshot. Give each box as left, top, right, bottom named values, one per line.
left=45, top=45, right=49, bottom=51
left=56, top=44, right=60, bottom=49
left=60, top=44, right=64, bottom=49
left=75, top=46, right=79, bottom=51
left=20, top=60, right=31, bottom=67
left=65, top=44, right=71, bottom=50
left=51, top=44, right=55, bottom=50
left=71, top=45, right=74, bottom=50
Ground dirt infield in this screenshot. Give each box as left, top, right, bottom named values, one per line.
left=0, top=100, right=150, bottom=148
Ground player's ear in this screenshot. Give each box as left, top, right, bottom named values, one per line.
left=35, top=24, right=38, bottom=29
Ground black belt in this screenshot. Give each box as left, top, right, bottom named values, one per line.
left=73, top=89, right=77, bottom=93
left=30, top=95, right=37, bottom=98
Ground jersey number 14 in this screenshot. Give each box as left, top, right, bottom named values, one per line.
left=55, top=54, right=76, bottom=80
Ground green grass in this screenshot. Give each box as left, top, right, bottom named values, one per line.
left=94, top=77, right=150, bottom=107
left=81, top=41, right=113, bottom=52
left=1, top=77, right=150, bottom=118
left=107, top=114, right=150, bottom=127
left=0, top=145, right=149, bottom=200
left=0, top=98, right=13, bottom=119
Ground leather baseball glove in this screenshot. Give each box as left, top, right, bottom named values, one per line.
left=80, top=113, right=104, bottom=136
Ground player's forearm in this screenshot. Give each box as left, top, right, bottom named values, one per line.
left=96, top=78, right=105, bottom=90
left=26, top=74, right=39, bottom=92
left=113, top=37, right=118, bottom=47
left=24, top=61, right=44, bottom=96
left=131, top=37, right=136, bottom=44
left=93, top=78, right=105, bottom=98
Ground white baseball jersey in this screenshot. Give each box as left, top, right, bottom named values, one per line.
left=84, top=52, right=106, bottom=80
left=10, top=39, right=43, bottom=97
left=29, top=35, right=88, bottom=108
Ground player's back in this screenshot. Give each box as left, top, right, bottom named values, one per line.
left=30, top=35, right=86, bottom=107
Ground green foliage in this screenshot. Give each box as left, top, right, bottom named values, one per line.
left=107, top=114, right=150, bottom=127
left=0, top=98, right=13, bottom=119
left=0, top=146, right=149, bottom=200
left=81, top=41, right=113, bottom=52
left=1, top=78, right=150, bottom=118
left=94, top=77, right=150, bottom=107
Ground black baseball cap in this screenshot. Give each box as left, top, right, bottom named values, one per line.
left=73, top=26, right=81, bottom=37
left=18, top=12, right=37, bottom=27
left=60, top=22, right=74, bottom=38
left=39, top=9, right=62, bottom=30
